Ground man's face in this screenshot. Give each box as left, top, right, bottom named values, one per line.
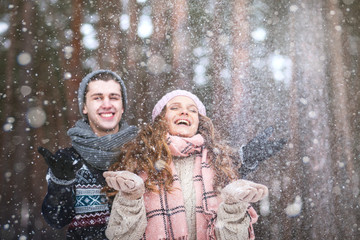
left=83, top=80, right=124, bottom=137
left=165, top=96, right=199, bottom=138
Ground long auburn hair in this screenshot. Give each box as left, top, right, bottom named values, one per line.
left=105, top=107, right=240, bottom=197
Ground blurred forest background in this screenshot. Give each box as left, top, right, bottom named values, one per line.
left=1, top=0, right=360, bottom=239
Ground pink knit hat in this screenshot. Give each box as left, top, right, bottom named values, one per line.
left=152, top=89, right=206, bottom=121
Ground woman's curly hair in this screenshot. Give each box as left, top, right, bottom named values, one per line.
left=104, top=107, right=240, bottom=197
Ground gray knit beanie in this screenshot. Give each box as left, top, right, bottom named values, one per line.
left=78, top=69, right=128, bottom=120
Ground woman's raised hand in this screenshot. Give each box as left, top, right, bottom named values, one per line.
left=221, top=179, right=268, bottom=204
left=103, top=171, right=145, bottom=200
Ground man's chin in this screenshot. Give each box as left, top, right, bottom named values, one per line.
left=99, top=125, right=119, bottom=134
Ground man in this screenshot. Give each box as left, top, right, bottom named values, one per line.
left=39, top=69, right=285, bottom=239
left=39, top=70, right=138, bottom=239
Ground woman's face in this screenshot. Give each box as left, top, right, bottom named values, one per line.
left=165, top=96, right=199, bottom=138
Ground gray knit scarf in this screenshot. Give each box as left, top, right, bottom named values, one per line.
left=67, top=119, right=138, bottom=170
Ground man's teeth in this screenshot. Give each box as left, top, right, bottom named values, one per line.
left=101, top=113, right=113, bottom=117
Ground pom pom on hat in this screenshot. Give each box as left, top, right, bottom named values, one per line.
left=152, top=89, right=206, bottom=121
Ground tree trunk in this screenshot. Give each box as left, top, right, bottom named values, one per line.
left=171, top=0, right=192, bottom=89
left=63, top=0, right=83, bottom=126
left=209, top=0, right=231, bottom=137
left=325, top=1, right=358, bottom=238
left=230, top=0, right=253, bottom=142
left=287, top=1, right=334, bottom=239
left=145, top=0, right=172, bottom=118
left=1, top=1, right=35, bottom=237
left=125, top=0, right=146, bottom=122
left=96, top=0, right=123, bottom=70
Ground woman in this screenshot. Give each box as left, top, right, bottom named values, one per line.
left=104, top=90, right=268, bottom=240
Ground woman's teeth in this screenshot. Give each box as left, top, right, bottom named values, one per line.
left=176, top=120, right=190, bottom=125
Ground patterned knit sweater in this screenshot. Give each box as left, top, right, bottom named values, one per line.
left=42, top=147, right=110, bottom=240
left=106, top=155, right=251, bottom=240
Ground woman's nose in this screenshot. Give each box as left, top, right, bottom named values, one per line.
left=180, top=108, right=189, bottom=115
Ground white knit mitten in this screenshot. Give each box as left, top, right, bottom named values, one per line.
left=221, top=179, right=268, bottom=204
left=103, top=171, right=145, bottom=200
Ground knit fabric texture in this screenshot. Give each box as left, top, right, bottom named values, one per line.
left=173, top=155, right=197, bottom=239
left=152, top=89, right=206, bottom=121
left=78, top=69, right=128, bottom=120
left=42, top=149, right=110, bottom=239
left=105, top=135, right=257, bottom=240
left=67, top=119, right=138, bottom=170
left=140, top=134, right=218, bottom=239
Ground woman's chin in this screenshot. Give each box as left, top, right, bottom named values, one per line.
left=170, top=132, right=194, bottom=138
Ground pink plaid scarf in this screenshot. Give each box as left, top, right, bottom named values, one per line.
left=141, top=134, right=257, bottom=240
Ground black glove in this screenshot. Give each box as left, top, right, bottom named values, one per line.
left=38, top=147, right=82, bottom=181
left=242, top=126, right=287, bottom=168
